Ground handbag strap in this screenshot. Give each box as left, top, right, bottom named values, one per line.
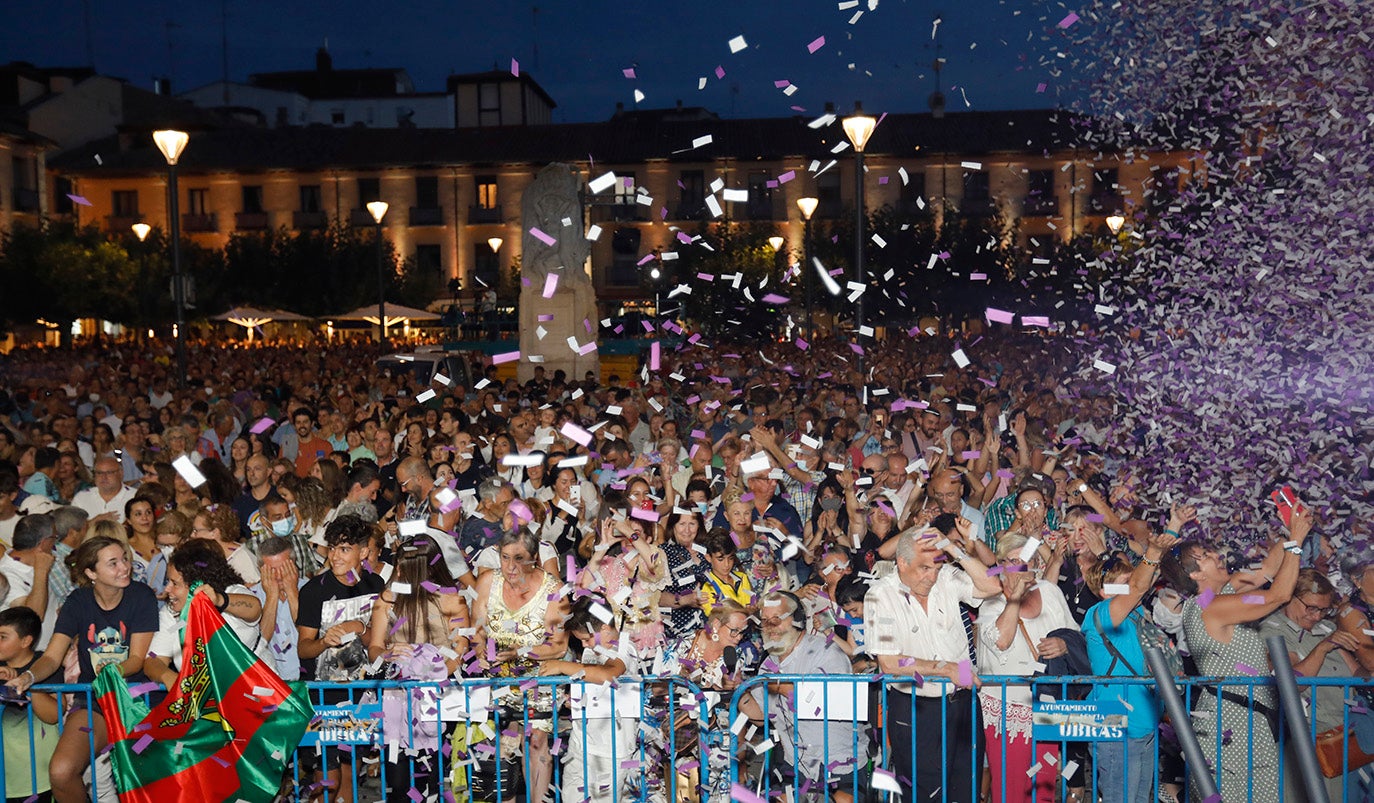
left=1094, top=605, right=1142, bottom=676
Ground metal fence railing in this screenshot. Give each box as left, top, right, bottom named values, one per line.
left=3, top=673, right=1372, bottom=802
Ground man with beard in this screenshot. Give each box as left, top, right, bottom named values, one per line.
left=753, top=590, right=869, bottom=803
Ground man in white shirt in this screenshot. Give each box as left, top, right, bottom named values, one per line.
left=0, top=514, right=59, bottom=650
left=69, top=456, right=136, bottom=523
left=865, top=527, right=1001, bottom=803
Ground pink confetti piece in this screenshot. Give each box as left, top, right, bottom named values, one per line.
left=542, top=272, right=559, bottom=298
left=715, top=65, right=726, bottom=79
left=492, top=350, right=520, bottom=365
left=528, top=227, right=557, bottom=246
left=807, top=36, right=826, bottom=53
left=1036, top=82, right=1048, bottom=93
left=249, top=416, right=276, bottom=434
left=778, top=170, right=795, bottom=183
left=650, top=341, right=661, bottom=370
left=622, top=67, right=637, bottom=79
left=1197, top=587, right=1216, bottom=608
left=132, top=734, right=154, bottom=754
left=985, top=307, right=1015, bottom=324
left=510, top=58, right=519, bottom=77
left=957, top=659, right=974, bottom=687
left=731, top=782, right=765, bottom=803
left=1023, top=315, right=1051, bottom=327
left=67, top=193, right=92, bottom=206
left=1242, top=594, right=1266, bottom=604
left=761, top=293, right=790, bottom=304
left=1058, top=11, right=1080, bottom=28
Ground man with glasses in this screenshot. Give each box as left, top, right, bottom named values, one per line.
left=69, top=456, right=135, bottom=523
left=1260, top=569, right=1371, bottom=802
left=926, top=469, right=991, bottom=562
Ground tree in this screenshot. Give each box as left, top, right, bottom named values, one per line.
left=660, top=220, right=791, bottom=338
left=0, top=221, right=142, bottom=343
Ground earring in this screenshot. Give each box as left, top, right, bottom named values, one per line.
left=710, top=631, right=720, bottom=642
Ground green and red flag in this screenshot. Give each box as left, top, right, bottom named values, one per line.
left=93, top=591, right=314, bottom=803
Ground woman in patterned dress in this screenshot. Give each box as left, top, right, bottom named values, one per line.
left=472, top=528, right=569, bottom=803
left=1162, top=504, right=1313, bottom=803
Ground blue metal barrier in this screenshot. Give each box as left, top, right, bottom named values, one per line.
left=5, top=674, right=1374, bottom=802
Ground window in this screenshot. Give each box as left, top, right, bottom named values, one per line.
left=241, top=185, right=264, bottom=214
left=475, top=176, right=498, bottom=209
left=331, top=109, right=345, bottom=125
left=415, top=176, right=439, bottom=209
left=473, top=243, right=499, bottom=289
left=54, top=177, right=73, bottom=215
left=1024, top=169, right=1056, bottom=215
left=746, top=171, right=773, bottom=220
left=899, top=170, right=927, bottom=215
left=1093, top=168, right=1119, bottom=195
left=112, top=190, right=138, bottom=218
left=415, top=244, right=442, bottom=274
left=816, top=171, right=842, bottom=218
left=358, top=178, right=381, bottom=205
left=299, top=184, right=322, bottom=212
left=186, top=188, right=209, bottom=215
left=962, top=170, right=990, bottom=200
left=478, top=83, right=501, bottom=127
left=614, top=173, right=637, bottom=205
left=678, top=170, right=705, bottom=218
left=610, top=227, right=642, bottom=286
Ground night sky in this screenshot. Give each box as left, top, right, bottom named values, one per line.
left=6, top=0, right=1075, bottom=122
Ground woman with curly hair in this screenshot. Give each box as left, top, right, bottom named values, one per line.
left=143, top=538, right=268, bottom=688
left=278, top=475, right=334, bottom=543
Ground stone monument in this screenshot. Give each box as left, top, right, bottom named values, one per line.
left=518, top=163, right=599, bottom=382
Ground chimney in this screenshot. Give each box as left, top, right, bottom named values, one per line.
left=316, top=46, right=332, bottom=73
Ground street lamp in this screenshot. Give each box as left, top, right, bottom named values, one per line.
left=768, top=236, right=784, bottom=252
left=1105, top=214, right=1125, bottom=234
left=153, top=129, right=189, bottom=389
left=366, top=200, right=389, bottom=350
left=131, top=223, right=151, bottom=241
left=487, top=237, right=503, bottom=253
left=797, top=196, right=818, bottom=341
left=842, top=104, right=876, bottom=371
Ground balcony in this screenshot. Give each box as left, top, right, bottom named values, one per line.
left=1022, top=196, right=1059, bottom=217
left=1088, top=193, right=1123, bottom=214
left=895, top=198, right=934, bottom=219
left=743, top=202, right=779, bottom=222
left=12, top=188, right=40, bottom=213
left=182, top=213, right=218, bottom=232
left=467, top=205, right=502, bottom=224
left=958, top=196, right=996, bottom=217
left=235, top=212, right=269, bottom=230
left=672, top=203, right=707, bottom=221
left=409, top=206, right=444, bottom=226
left=106, top=214, right=143, bottom=232
left=294, top=210, right=327, bottom=230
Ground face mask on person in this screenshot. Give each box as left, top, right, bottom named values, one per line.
left=271, top=515, right=297, bottom=536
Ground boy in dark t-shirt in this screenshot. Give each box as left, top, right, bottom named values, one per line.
left=294, top=514, right=383, bottom=803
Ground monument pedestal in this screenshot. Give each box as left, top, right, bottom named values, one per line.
left=518, top=281, right=599, bottom=383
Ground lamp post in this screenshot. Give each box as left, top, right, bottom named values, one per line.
left=842, top=105, right=876, bottom=373
left=366, top=200, right=389, bottom=350
left=796, top=196, right=818, bottom=341
left=649, top=266, right=662, bottom=329
left=153, top=129, right=188, bottom=389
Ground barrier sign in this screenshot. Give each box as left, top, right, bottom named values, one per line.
left=1031, top=699, right=1129, bottom=742
left=300, top=702, right=383, bottom=746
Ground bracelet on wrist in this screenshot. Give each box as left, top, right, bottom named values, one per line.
left=1163, top=529, right=1180, bottom=538
left=1285, top=546, right=1303, bottom=555
left=1283, top=540, right=1300, bottom=550
left=1141, top=556, right=1160, bottom=566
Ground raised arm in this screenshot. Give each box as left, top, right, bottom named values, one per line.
left=1202, top=506, right=1311, bottom=631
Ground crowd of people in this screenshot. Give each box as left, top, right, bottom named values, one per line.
left=0, top=333, right=1370, bottom=803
